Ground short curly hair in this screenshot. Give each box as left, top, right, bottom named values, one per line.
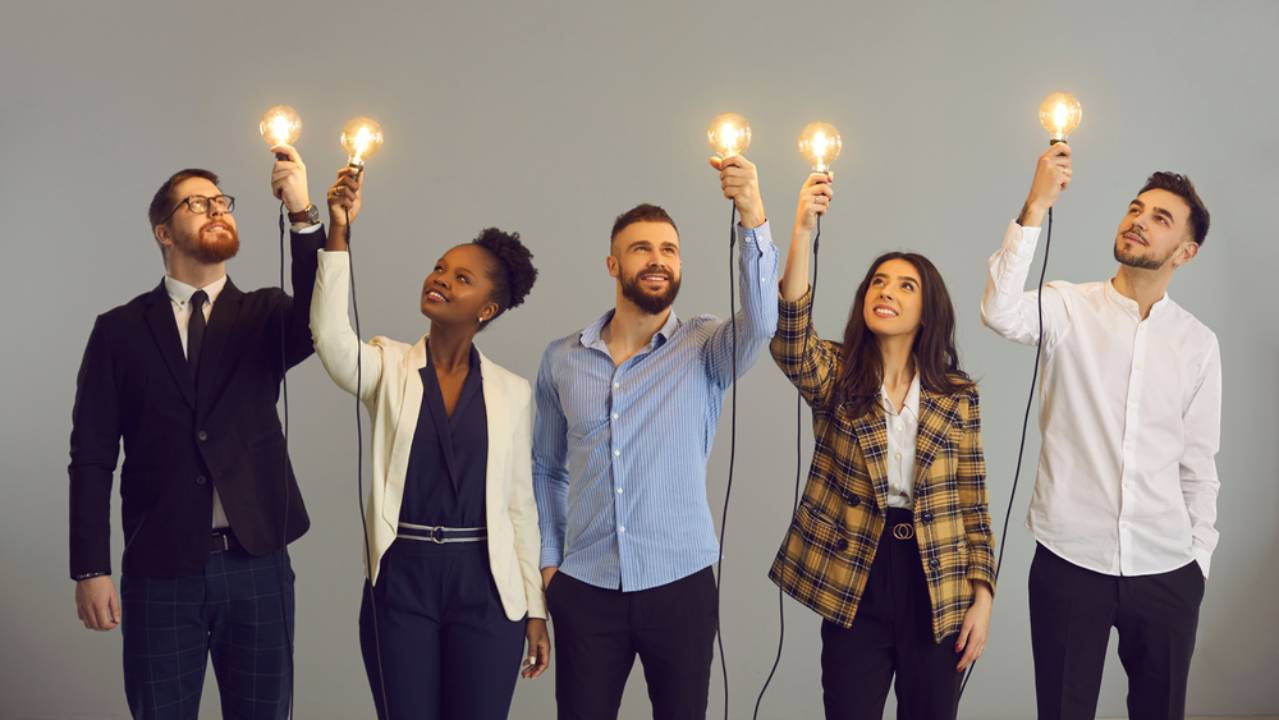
left=1138, top=171, right=1210, bottom=246
left=471, top=227, right=538, bottom=330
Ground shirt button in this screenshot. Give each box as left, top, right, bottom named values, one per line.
left=613, top=382, right=620, bottom=389
left=616, top=487, right=624, bottom=494
left=614, top=449, right=621, bottom=457
left=618, top=526, right=625, bottom=533
left=197, top=430, right=208, bottom=442
left=612, top=413, right=620, bottom=420
left=195, top=475, right=207, bottom=485
left=894, top=452, right=902, bottom=461
left=895, top=422, right=903, bottom=432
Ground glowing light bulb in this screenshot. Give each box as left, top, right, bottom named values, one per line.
left=706, top=113, right=751, bottom=159
left=1039, top=92, right=1082, bottom=143
left=340, top=116, right=385, bottom=169
left=259, top=105, right=302, bottom=148
left=798, top=122, right=842, bottom=173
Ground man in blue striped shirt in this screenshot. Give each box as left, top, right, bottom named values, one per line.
left=533, top=154, right=779, bottom=719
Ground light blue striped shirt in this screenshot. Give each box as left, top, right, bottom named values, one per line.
left=533, top=223, right=779, bottom=591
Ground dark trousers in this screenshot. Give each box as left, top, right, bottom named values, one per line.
left=820, top=509, right=963, bottom=720
left=1029, top=544, right=1204, bottom=720
left=546, top=566, right=717, bottom=720
left=121, top=545, right=294, bottom=720
left=359, top=539, right=526, bottom=720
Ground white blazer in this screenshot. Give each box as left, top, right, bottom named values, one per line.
left=311, top=250, right=545, bottom=621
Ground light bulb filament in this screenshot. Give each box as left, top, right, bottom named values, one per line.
left=269, top=116, right=290, bottom=145
left=1053, top=103, right=1069, bottom=134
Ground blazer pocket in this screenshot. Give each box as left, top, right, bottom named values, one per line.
left=795, top=499, right=850, bottom=556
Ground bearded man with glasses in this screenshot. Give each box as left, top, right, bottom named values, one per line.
left=67, top=144, right=327, bottom=719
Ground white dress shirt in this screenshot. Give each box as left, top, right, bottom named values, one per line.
left=981, top=221, right=1222, bottom=578
left=880, top=373, right=921, bottom=510
left=164, top=274, right=230, bottom=529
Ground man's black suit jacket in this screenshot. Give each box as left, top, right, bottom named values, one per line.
left=69, top=228, right=326, bottom=579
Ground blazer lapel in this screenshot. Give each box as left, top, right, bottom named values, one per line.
left=913, top=390, right=960, bottom=487
left=384, top=336, right=427, bottom=527
left=478, top=349, right=507, bottom=521
left=850, top=409, right=891, bottom=512
left=143, top=282, right=195, bottom=408
left=197, top=279, right=245, bottom=402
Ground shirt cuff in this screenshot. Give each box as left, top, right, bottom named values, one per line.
left=1003, top=219, right=1041, bottom=259
left=736, top=220, right=771, bottom=248
left=540, top=546, right=564, bottom=570
left=292, top=223, right=323, bottom=234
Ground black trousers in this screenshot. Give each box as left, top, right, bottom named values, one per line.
left=121, top=545, right=294, bottom=720
left=1029, top=543, right=1204, bottom=720
left=820, top=508, right=964, bottom=720
left=546, top=566, right=717, bottom=720
left=359, top=539, right=526, bottom=720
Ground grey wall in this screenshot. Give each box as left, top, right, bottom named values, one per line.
left=3, top=1, right=1276, bottom=717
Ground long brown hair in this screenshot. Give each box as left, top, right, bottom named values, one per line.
left=834, top=252, right=972, bottom=417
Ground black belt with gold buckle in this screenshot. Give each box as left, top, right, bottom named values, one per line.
left=891, top=522, right=915, bottom=541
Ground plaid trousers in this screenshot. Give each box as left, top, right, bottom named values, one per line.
left=121, top=546, right=295, bottom=720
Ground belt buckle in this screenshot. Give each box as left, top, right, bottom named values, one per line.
left=429, top=526, right=445, bottom=544
left=212, top=531, right=230, bottom=553
left=892, top=522, right=915, bottom=541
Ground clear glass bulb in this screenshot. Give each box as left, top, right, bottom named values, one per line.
left=798, top=122, right=842, bottom=173
left=1039, top=92, right=1082, bottom=142
left=340, top=116, right=385, bottom=168
left=706, top=113, right=751, bottom=159
left=259, top=105, right=302, bottom=147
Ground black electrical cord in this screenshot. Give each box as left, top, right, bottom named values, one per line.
left=753, top=213, right=820, bottom=720
left=715, top=200, right=739, bottom=720
left=343, top=202, right=393, bottom=718
left=958, top=204, right=1054, bottom=696
left=275, top=202, right=296, bottom=720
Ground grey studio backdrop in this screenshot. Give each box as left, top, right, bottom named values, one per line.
left=2, top=1, right=1276, bottom=718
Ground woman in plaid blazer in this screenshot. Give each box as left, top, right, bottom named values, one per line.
left=768, top=173, right=996, bottom=719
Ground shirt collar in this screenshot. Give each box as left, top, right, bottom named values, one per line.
left=1105, top=277, right=1171, bottom=319
left=879, top=372, right=921, bottom=421
left=165, top=274, right=228, bottom=306
left=579, top=308, right=680, bottom=351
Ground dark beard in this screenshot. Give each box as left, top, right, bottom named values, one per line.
left=1113, top=241, right=1172, bottom=271
left=182, top=223, right=240, bottom=264
left=620, top=268, right=680, bottom=315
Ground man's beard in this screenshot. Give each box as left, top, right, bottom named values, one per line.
left=179, top=221, right=240, bottom=264
left=620, top=266, right=680, bottom=315
left=1113, top=234, right=1173, bottom=271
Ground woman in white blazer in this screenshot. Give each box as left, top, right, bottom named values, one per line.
left=311, top=168, right=548, bottom=720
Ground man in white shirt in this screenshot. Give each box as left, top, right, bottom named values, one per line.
left=981, top=144, right=1221, bottom=720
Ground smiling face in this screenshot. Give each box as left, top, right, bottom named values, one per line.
left=420, top=244, right=501, bottom=327
left=608, top=220, right=682, bottom=315
left=862, top=258, right=923, bottom=341
left=1114, top=188, right=1198, bottom=271
left=155, top=176, right=239, bottom=265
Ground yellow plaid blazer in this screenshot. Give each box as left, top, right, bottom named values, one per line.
left=767, top=288, right=995, bottom=642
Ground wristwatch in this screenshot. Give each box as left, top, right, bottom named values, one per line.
left=288, top=203, right=321, bottom=226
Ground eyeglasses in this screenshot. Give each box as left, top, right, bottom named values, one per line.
left=162, top=194, right=236, bottom=222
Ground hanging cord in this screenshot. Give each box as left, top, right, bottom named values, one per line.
left=343, top=204, right=393, bottom=717
left=959, top=205, right=1053, bottom=695
left=753, top=213, right=820, bottom=719
left=715, top=200, right=739, bottom=720
left=275, top=203, right=297, bottom=719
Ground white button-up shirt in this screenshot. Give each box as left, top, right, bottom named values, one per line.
left=880, top=373, right=921, bottom=510
left=165, top=274, right=230, bottom=529
left=981, top=221, right=1222, bottom=577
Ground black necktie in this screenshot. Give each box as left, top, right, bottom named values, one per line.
left=188, top=290, right=207, bottom=380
